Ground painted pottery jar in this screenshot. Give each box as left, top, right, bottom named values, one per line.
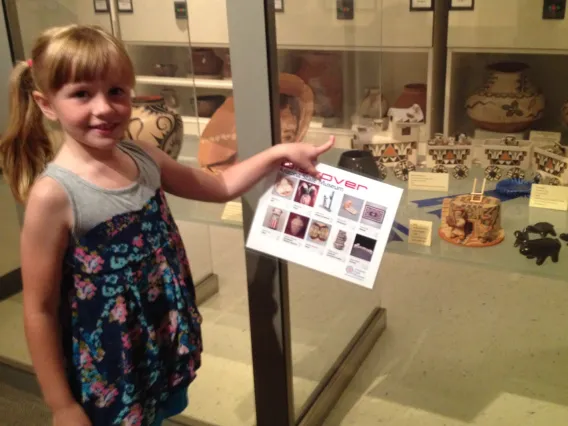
left=296, top=52, right=343, bottom=118
left=358, top=87, right=389, bottom=119
left=466, top=62, right=545, bottom=133
left=127, top=96, right=183, bottom=160
left=191, top=48, right=223, bottom=76
left=394, top=83, right=427, bottom=118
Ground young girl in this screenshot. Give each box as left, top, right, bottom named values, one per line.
left=0, top=25, right=333, bottom=426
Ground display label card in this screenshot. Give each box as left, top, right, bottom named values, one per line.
left=529, top=184, right=568, bottom=211
left=408, top=220, right=433, bottom=246
left=529, top=130, right=562, bottom=144
left=221, top=201, right=243, bottom=223
left=408, top=171, right=449, bottom=192
left=246, top=162, right=404, bottom=289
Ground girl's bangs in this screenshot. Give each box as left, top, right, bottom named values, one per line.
left=46, top=38, right=135, bottom=91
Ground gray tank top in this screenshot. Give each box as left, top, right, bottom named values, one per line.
left=42, top=141, right=161, bottom=238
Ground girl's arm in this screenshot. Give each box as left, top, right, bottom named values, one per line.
left=140, top=137, right=334, bottom=203
left=20, top=178, right=79, bottom=414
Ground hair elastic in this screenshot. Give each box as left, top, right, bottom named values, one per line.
left=26, top=59, right=32, bottom=67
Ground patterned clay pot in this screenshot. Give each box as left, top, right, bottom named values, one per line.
left=466, top=62, right=545, bottom=133
left=191, top=48, right=223, bottom=76
left=393, top=83, right=427, bottom=118
left=296, top=52, right=343, bottom=118
left=127, top=96, right=183, bottom=160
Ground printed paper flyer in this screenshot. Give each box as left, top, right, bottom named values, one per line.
left=245, top=162, right=404, bottom=289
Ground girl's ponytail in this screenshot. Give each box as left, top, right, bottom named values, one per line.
left=0, top=61, right=53, bottom=203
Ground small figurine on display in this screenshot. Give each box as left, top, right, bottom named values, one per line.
left=514, top=223, right=562, bottom=265
left=524, top=222, right=557, bottom=238
left=519, top=238, right=561, bottom=266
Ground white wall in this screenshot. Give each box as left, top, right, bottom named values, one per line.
left=118, top=0, right=433, bottom=49
left=15, top=0, right=112, bottom=57
left=448, top=0, right=568, bottom=50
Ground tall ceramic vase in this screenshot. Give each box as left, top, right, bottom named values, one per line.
left=127, top=96, right=184, bottom=160
left=466, top=62, right=545, bottom=133
left=296, top=52, right=343, bottom=118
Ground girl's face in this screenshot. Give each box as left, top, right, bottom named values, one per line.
left=36, top=77, right=132, bottom=150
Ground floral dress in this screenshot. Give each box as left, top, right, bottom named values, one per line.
left=59, top=188, right=202, bottom=426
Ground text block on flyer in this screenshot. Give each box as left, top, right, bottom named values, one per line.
left=245, top=162, right=403, bottom=289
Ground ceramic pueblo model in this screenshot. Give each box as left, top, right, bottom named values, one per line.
left=532, top=142, right=568, bottom=186
left=351, top=108, right=422, bottom=181
left=439, top=181, right=505, bottom=248
left=478, top=136, right=533, bottom=181
left=426, top=133, right=473, bottom=180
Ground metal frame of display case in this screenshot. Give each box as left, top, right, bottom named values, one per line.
left=226, top=2, right=387, bottom=425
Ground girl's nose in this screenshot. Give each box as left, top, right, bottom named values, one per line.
left=93, top=94, right=114, bottom=115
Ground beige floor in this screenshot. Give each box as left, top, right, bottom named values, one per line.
left=3, top=186, right=568, bottom=425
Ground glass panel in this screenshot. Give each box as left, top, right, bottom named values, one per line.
left=0, top=0, right=115, bottom=372
left=325, top=2, right=568, bottom=426
left=270, top=0, right=429, bottom=417
left=120, top=2, right=253, bottom=426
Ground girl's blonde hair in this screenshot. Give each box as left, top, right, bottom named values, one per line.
left=0, top=24, right=135, bottom=202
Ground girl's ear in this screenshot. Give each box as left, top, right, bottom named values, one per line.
left=32, top=90, right=58, bottom=121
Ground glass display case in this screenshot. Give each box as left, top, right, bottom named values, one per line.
left=2, top=1, right=568, bottom=426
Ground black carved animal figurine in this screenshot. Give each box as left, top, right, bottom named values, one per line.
left=524, top=222, right=556, bottom=238
left=513, top=230, right=529, bottom=248
left=519, top=238, right=561, bottom=266
left=559, top=233, right=568, bottom=244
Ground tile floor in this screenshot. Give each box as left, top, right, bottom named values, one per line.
left=2, top=178, right=568, bottom=425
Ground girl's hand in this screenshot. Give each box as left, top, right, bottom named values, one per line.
left=53, top=403, right=91, bottom=426
left=280, top=136, right=335, bottom=178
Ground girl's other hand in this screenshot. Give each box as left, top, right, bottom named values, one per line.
left=280, top=135, right=335, bottom=178
left=53, top=403, right=91, bottom=426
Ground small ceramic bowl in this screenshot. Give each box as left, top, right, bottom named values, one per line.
left=154, top=63, right=178, bottom=77
left=196, top=95, right=226, bottom=118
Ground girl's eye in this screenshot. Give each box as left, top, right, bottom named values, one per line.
left=109, top=87, right=126, bottom=96
left=73, top=90, right=90, bottom=99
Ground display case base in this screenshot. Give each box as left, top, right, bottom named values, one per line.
left=194, top=273, right=219, bottom=306
left=296, top=306, right=387, bottom=426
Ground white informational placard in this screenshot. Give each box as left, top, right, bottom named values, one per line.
left=246, top=162, right=404, bottom=289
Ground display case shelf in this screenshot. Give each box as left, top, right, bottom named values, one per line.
left=136, top=75, right=233, bottom=90
left=168, top=147, right=568, bottom=282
